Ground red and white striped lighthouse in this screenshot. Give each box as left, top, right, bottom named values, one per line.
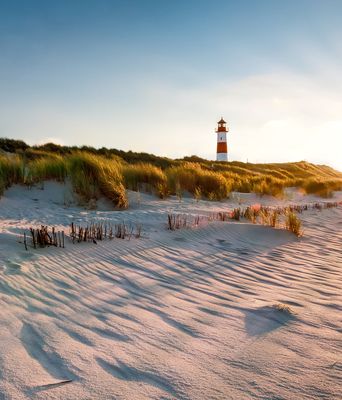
left=216, top=118, right=228, bottom=161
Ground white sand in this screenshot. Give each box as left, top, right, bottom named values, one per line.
left=0, top=182, right=341, bottom=399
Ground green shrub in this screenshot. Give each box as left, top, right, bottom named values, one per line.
left=0, top=138, right=29, bottom=153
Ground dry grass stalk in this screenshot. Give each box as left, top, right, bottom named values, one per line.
left=167, top=213, right=209, bottom=230
left=70, top=220, right=142, bottom=242
left=28, top=226, right=65, bottom=248
left=285, top=212, right=302, bottom=237
left=166, top=201, right=341, bottom=236
left=273, top=303, right=294, bottom=314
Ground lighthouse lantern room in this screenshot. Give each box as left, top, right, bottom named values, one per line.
left=215, top=118, right=228, bottom=161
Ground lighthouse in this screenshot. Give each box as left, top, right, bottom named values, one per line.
left=216, top=118, right=228, bottom=161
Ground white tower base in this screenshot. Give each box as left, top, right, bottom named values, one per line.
left=216, top=152, right=228, bottom=162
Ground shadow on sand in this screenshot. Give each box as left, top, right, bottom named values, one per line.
left=244, top=305, right=296, bottom=336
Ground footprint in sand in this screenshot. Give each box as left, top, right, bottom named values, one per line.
left=96, top=357, right=180, bottom=399
left=4, top=259, right=22, bottom=275
left=4, top=253, right=34, bottom=275
left=173, top=237, right=187, bottom=242
left=20, top=322, right=78, bottom=381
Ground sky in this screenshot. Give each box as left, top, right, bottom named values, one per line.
left=0, top=0, right=341, bottom=170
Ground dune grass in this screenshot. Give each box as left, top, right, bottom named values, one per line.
left=122, top=163, right=168, bottom=198
left=285, top=212, right=302, bottom=237
left=0, top=151, right=128, bottom=208
left=0, top=138, right=342, bottom=204
left=228, top=175, right=285, bottom=197
left=0, top=154, right=24, bottom=195
left=166, top=163, right=230, bottom=200
left=68, top=152, right=127, bottom=208
left=25, top=155, right=67, bottom=185
left=303, top=179, right=342, bottom=198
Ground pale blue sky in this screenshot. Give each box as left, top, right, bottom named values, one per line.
left=0, top=0, right=341, bottom=169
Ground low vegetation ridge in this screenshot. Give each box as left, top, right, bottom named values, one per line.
left=1, top=138, right=342, bottom=207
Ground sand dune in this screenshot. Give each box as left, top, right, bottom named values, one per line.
left=0, top=183, right=341, bottom=399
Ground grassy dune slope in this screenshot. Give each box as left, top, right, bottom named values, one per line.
left=1, top=138, right=342, bottom=207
